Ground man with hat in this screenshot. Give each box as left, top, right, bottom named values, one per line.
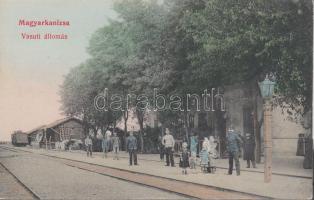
left=226, top=127, right=243, bottom=175
left=162, top=128, right=175, bottom=167
left=243, top=133, right=256, bottom=168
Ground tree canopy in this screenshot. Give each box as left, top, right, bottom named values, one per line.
left=60, top=0, right=312, bottom=147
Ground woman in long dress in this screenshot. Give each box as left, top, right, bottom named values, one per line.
left=202, top=136, right=217, bottom=167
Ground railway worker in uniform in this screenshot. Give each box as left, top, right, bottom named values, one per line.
left=85, top=135, right=93, bottom=157
left=126, top=132, right=138, bottom=166
left=102, top=130, right=111, bottom=158
left=111, top=131, right=120, bottom=160
left=162, top=128, right=175, bottom=167
left=226, top=127, right=243, bottom=176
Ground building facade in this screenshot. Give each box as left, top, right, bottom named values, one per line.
left=27, top=117, right=84, bottom=149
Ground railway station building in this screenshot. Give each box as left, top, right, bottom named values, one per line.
left=116, top=83, right=310, bottom=164
left=27, top=117, right=84, bottom=149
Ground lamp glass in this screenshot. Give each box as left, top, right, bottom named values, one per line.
left=258, top=77, right=275, bottom=99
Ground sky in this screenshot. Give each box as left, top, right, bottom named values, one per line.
left=0, top=0, right=117, bottom=141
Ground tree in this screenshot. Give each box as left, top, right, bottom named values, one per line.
left=61, top=0, right=312, bottom=155
left=164, top=0, right=312, bottom=161
left=176, top=0, right=312, bottom=116
left=88, top=0, right=171, bottom=152
left=60, top=61, right=123, bottom=136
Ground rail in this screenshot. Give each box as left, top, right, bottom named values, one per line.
left=0, top=145, right=267, bottom=200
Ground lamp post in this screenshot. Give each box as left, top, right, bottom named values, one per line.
left=258, top=75, right=275, bottom=183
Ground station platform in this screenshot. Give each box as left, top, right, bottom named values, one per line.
left=20, top=146, right=313, bottom=199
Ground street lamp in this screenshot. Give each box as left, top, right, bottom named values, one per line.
left=258, top=75, right=276, bottom=183
left=258, top=76, right=275, bottom=99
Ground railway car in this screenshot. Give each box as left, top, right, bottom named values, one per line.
left=11, top=131, right=29, bottom=146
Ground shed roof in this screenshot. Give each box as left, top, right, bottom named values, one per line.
left=26, top=117, right=82, bottom=135
left=26, top=125, right=46, bottom=135
left=45, top=117, right=82, bottom=129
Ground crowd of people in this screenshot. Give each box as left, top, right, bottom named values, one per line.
left=84, top=127, right=256, bottom=176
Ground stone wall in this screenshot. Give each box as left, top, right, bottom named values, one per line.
left=224, top=84, right=305, bottom=157
left=271, top=107, right=305, bottom=156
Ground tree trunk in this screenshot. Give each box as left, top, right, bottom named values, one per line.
left=183, top=111, right=189, bottom=142
left=82, top=114, right=89, bottom=137
left=123, top=110, right=128, bottom=151
left=253, top=101, right=261, bottom=163
left=136, top=110, right=145, bottom=152
left=113, top=120, right=116, bottom=128
left=252, top=81, right=262, bottom=163
left=139, top=121, right=144, bottom=153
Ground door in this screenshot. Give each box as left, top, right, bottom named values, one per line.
left=243, top=107, right=254, bottom=135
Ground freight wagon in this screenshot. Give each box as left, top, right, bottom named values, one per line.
left=11, top=131, right=29, bottom=146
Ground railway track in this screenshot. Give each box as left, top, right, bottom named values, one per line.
left=0, top=158, right=40, bottom=199
left=0, top=145, right=269, bottom=199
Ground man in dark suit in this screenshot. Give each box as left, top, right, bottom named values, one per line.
left=226, top=127, right=243, bottom=175
left=126, top=132, right=138, bottom=166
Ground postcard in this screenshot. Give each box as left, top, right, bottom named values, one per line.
left=0, top=0, right=312, bottom=199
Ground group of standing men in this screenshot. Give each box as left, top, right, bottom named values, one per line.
left=84, top=130, right=120, bottom=158
left=101, top=130, right=120, bottom=160
left=84, top=129, right=138, bottom=166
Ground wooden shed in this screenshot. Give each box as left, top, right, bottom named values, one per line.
left=27, top=125, right=46, bottom=148
left=27, top=117, right=85, bottom=149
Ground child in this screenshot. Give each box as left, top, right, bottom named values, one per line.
left=199, top=146, right=209, bottom=173
left=180, top=142, right=189, bottom=175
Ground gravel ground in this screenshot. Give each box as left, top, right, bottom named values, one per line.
left=0, top=148, right=187, bottom=200
left=0, top=162, right=35, bottom=199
